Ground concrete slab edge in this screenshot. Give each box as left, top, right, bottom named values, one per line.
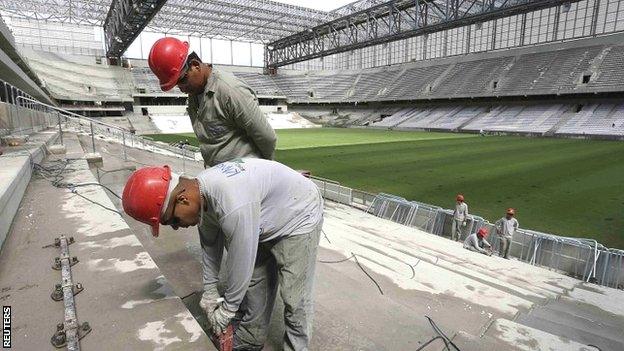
left=0, top=131, right=59, bottom=250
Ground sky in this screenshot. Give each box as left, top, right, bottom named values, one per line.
left=272, top=0, right=357, bottom=11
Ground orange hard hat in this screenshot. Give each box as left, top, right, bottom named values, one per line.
left=456, top=194, right=464, bottom=202
left=477, top=228, right=488, bottom=237
left=506, top=208, right=515, bottom=216
left=148, top=37, right=190, bottom=91
left=122, top=166, right=172, bottom=237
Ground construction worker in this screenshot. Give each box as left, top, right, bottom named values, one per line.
left=463, top=228, right=492, bottom=256
left=495, top=208, right=519, bottom=259
left=451, top=194, right=469, bottom=241
left=148, top=37, right=276, bottom=167
left=122, top=158, right=323, bottom=351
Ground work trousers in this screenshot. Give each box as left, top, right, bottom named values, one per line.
left=234, top=221, right=322, bottom=351
left=451, top=219, right=465, bottom=241
left=499, top=236, right=512, bottom=259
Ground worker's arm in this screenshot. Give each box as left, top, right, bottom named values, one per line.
left=199, top=222, right=224, bottom=291
left=219, top=202, right=261, bottom=312
left=494, top=219, right=503, bottom=234
left=482, top=238, right=491, bottom=248
left=470, top=235, right=487, bottom=254
left=224, top=85, right=277, bottom=160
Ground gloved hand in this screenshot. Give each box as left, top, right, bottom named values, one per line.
left=462, top=221, right=467, bottom=227
left=208, top=303, right=236, bottom=335
left=199, top=285, right=220, bottom=317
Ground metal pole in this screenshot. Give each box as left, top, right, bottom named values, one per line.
left=182, top=144, right=186, bottom=174
left=122, top=132, right=127, bottom=160
left=58, top=113, right=64, bottom=145
left=90, top=122, right=96, bottom=153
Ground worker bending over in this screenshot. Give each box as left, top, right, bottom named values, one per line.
left=451, top=194, right=469, bottom=241
left=122, top=158, right=324, bottom=350
left=495, top=208, right=519, bottom=259
left=148, top=38, right=276, bottom=167
left=463, top=228, right=492, bottom=256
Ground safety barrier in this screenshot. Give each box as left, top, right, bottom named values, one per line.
left=311, top=179, right=624, bottom=289
left=15, top=97, right=200, bottom=166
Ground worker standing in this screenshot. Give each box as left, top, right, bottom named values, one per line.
left=122, top=159, right=323, bottom=351
left=451, top=194, right=469, bottom=241
left=495, top=208, right=518, bottom=259
left=463, top=228, right=492, bottom=255
left=148, top=37, right=277, bottom=167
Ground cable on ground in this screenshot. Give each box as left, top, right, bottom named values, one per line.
left=319, top=252, right=384, bottom=295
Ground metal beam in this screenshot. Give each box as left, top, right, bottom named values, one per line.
left=103, top=0, right=168, bottom=59
left=266, top=0, right=583, bottom=68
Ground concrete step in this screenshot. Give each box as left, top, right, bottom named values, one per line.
left=542, top=296, right=624, bottom=331
left=484, top=318, right=599, bottom=351
left=516, top=313, right=623, bottom=351
left=451, top=330, right=522, bottom=351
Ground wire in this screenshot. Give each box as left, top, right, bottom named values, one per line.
left=33, top=158, right=123, bottom=215
left=321, top=229, right=332, bottom=244
left=71, top=189, right=122, bottom=215
left=414, top=316, right=461, bottom=351
left=319, top=252, right=385, bottom=295
left=352, top=253, right=384, bottom=295
left=319, top=253, right=355, bottom=264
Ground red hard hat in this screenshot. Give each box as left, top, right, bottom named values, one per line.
left=506, top=208, right=516, bottom=216
left=477, top=228, right=488, bottom=237
left=148, top=37, right=189, bottom=91
left=122, top=166, right=172, bottom=237
left=456, top=194, right=464, bottom=202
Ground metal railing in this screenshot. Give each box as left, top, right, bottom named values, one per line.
left=311, top=178, right=624, bottom=289
left=15, top=96, right=199, bottom=165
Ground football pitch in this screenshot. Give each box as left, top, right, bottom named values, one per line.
left=146, top=128, right=624, bottom=248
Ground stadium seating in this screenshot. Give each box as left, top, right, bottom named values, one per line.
left=556, top=103, right=624, bottom=136
left=232, top=72, right=284, bottom=96
left=20, top=48, right=133, bottom=101
left=232, top=42, right=624, bottom=105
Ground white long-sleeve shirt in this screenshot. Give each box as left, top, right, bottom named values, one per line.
left=463, top=233, right=491, bottom=253
left=197, top=158, right=323, bottom=312
left=495, top=217, right=519, bottom=238
left=454, top=202, right=468, bottom=221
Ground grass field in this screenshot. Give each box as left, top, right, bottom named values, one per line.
left=147, top=128, right=624, bottom=248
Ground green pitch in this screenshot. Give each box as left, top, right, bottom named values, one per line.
left=146, top=128, right=624, bottom=248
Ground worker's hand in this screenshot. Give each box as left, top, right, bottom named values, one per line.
left=199, top=285, right=220, bottom=317
left=208, top=303, right=236, bottom=335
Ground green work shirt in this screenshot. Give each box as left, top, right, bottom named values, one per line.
left=187, top=69, right=277, bottom=167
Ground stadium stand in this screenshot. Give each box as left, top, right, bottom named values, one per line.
left=208, top=37, right=624, bottom=107
left=131, top=66, right=185, bottom=95
left=19, top=47, right=133, bottom=102
left=556, top=103, right=624, bottom=136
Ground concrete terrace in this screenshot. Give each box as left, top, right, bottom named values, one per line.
left=0, top=129, right=623, bottom=350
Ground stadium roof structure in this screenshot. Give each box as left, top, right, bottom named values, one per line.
left=0, top=0, right=337, bottom=42
left=265, top=0, right=585, bottom=68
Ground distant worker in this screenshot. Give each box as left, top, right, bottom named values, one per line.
left=148, top=37, right=276, bottom=167
left=122, top=159, right=323, bottom=351
left=463, top=228, right=492, bottom=255
left=451, top=194, right=469, bottom=241
left=495, top=208, right=519, bottom=259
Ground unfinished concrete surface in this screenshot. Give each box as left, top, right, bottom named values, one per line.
left=1, top=130, right=623, bottom=350
left=0, top=133, right=213, bottom=350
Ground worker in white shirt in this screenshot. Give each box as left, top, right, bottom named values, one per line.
left=463, top=228, right=492, bottom=255
left=451, top=194, right=469, bottom=241
left=495, top=208, right=519, bottom=259
left=122, top=158, right=324, bottom=350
